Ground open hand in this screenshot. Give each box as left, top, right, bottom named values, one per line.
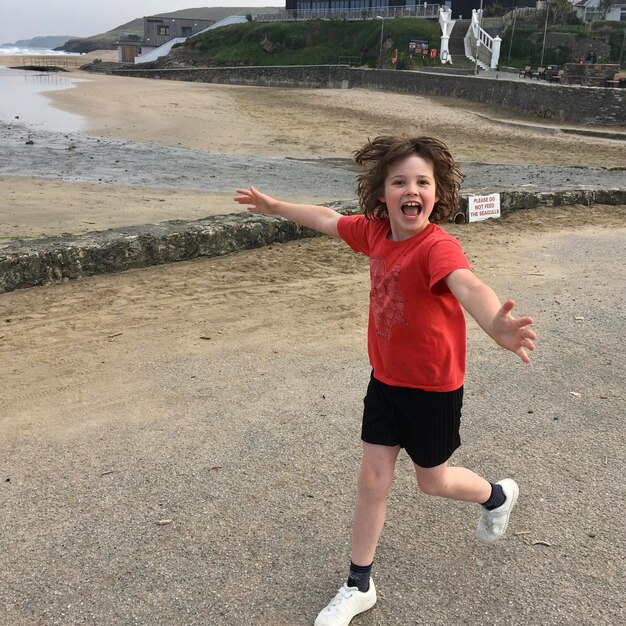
left=234, top=186, right=278, bottom=215
left=492, top=300, right=536, bottom=363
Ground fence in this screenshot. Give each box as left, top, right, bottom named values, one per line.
left=337, top=55, right=362, bottom=65
left=254, top=5, right=440, bottom=22
left=18, top=57, right=80, bottom=69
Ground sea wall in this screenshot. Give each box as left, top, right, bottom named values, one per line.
left=110, top=65, right=626, bottom=126
left=112, top=64, right=353, bottom=89
left=3, top=190, right=626, bottom=294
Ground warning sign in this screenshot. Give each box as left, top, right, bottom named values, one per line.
left=468, top=193, right=501, bottom=223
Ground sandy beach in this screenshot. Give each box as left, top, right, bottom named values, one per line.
left=1, top=52, right=625, bottom=237
left=1, top=52, right=625, bottom=625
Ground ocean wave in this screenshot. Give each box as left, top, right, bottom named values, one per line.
left=0, top=47, right=82, bottom=56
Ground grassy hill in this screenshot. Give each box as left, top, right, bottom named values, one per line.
left=61, top=7, right=624, bottom=68
left=157, top=18, right=442, bottom=68
left=156, top=15, right=625, bottom=70
left=57, top=6, right=281, bottom=53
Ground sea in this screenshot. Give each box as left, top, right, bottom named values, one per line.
left=0, top=46, right=83, bottom=56
left=0, top=48, right=87, bottom=133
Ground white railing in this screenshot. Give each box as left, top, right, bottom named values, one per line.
left=254, top=5, right=440, bottom=22
left=464, top=9, right=501, bottom=70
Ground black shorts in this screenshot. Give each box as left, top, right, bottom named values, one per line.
left=361, top=373, right=463, bottom=468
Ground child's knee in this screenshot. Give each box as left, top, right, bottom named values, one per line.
left=416, top=473, right=446, bottom=497
left=358, top=465, right=394, bottom=497
left=417, top=481, right=441, bottom=497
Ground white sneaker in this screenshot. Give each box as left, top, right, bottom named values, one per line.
left=314, top=578, right=377, bottom=626
left=477, top=478, right=519, bottom=544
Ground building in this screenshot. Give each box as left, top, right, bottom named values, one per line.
left=283, top=0, right=534, bottom=20
left=572, top=0, right=626, bottom=22
left=118, top=15, right=215, bottom=63
left=284, top=0, right=434, bottom=12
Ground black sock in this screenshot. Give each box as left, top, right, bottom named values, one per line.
left=347, top=561, right=372, bottom=592
left=482, top=482, right=506, bottom=510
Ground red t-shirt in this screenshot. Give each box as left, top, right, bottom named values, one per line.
left=337, top=215, right=471, bottom=391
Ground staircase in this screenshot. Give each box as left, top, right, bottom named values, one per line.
left=450, top=14, right=504, bottom=71
left=447, top=19, right=476, bottom=69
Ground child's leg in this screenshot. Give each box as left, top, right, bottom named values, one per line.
left=314, top=443, right=397, bottom=626
left=413, top=461, right=491, bottom=503
left=413, top=462, right=519, bottom=544
left=351, top=442, right=400, bottom=566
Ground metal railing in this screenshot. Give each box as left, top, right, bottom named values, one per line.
left=254, top=6, right=440, bottom=22
left=337, top=55, right=363, bottom=66
left=17, top=56, right=81, bottom=69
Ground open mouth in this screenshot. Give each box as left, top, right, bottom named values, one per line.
left=401, top=201, right=422, bottom=218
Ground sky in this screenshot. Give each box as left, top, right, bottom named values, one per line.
left=0, top=1, right=281, bottom=44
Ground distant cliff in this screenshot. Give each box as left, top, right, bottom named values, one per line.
left=1, top=35, right=75, bottom=48
left=55, top=6, right=280, bottom=53
left=55, top=18, right=143, bottom=53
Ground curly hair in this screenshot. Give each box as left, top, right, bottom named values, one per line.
left=353, top=135, right=464, bottom=223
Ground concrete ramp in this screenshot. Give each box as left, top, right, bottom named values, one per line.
left=194, top=15, right=248, bottom=35
left=134, top=16, right=249, bottom=64
left=134, top=38, right=186, bottom=64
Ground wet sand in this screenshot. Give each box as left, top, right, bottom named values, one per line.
left=0, top=51, right=624, bottom=238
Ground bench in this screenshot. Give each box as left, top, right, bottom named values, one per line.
left=547, top=69, right=564, bottom=83
left=605, top=71, right=626, bottom=88
left=531, top=67, right=546, bottom=80
left=518, top=65, right=531, bottom=78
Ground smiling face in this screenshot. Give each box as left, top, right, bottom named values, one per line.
left=379, top=154, right=438, bottom=241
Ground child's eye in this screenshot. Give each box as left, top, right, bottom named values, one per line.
left=393, top=180, right=405, bottom=186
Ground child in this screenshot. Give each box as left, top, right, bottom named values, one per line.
left=234, top=135, right=536, bottom=626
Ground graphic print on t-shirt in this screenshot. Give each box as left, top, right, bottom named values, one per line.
left=370, top=257, right=408, bottom=339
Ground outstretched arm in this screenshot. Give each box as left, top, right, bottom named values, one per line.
left=234, top=186, right=341, bottom=238
left=445, top=269, right=536, bottom=363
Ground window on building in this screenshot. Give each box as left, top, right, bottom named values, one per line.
left=158, top=25, right=170, bottom=36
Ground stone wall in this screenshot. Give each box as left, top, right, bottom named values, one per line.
left=561, top=63, right=619, bottom=87
left=112, top=64, right=352, bottom=89
left=3, top=190, right=625, bottom=293
left=348, top=68, right=625, bottom=125
left=544, top=33, right=611, bottom=64
left=111, top=65, right=626, bottom=126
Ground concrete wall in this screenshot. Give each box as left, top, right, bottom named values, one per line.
left=0, top=205, right=354, bottom=294
left=3, top=190, right=626, bottom=294
left=110, top=64, right=626, bottom=126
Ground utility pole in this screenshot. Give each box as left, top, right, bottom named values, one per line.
left=507, top=4, right=517, bottom=62
left=376, top=16, right=385, bottom=69
left=540, top=1, right=549, bottom=67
